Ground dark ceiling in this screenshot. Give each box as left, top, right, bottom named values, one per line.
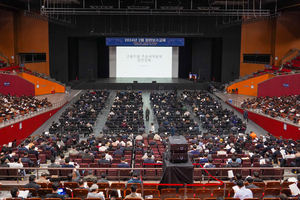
left=1, top=0, right=300, bottom=14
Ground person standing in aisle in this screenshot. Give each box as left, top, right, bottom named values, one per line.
left=243, top=109, right=248, bottom=123
left=145, top=107, right=150, bottom=121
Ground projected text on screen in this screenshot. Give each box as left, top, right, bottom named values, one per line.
left=116, top=47, right=172, bottom=78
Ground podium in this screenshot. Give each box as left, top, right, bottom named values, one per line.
left=189, top=73, right=197, bottom=81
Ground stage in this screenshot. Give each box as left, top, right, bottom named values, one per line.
left=68, top=78, right=210, bottom=90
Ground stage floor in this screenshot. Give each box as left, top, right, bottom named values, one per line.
left=92, top=78, right=193, bottom=83
left=69, top=78, right=209, bottom=90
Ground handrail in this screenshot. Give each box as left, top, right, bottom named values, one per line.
left=226, top=97, right=300, bottom=127
left=0, top=96, right=68, bottom=129
left=0, top=166, right=293, bottom=184
left=280, top=48, right=300, bottom=67
left=0, top=50, right=10, bottom=66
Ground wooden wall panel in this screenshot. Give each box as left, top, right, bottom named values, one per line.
left=240, top=20, right=273, bottom=77
left=274, top=12, right=300, bottom=66
left=0, top=10, right=15, bottom=64
left=15, top=14, right=49, bottom=75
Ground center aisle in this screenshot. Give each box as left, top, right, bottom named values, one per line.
left=142, top=90, right=159, bottom=133
left=92, top=91, right=117, bottom=137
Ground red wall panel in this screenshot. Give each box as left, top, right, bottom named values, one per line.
left=257, top=74, right=300, bottom=98
left=227, top=102, right=300, bottom=140
left=0, top=73, right=35, bottom=96
left=0, top=105, right=65, bottom=147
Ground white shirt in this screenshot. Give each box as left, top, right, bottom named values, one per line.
left=99, top=146, right=107, bottom=152
left=234, top=187, right=253, bottom=200
left=150, top=125, right=155, bottom=133
left=8, top=162, right=23, bottom=172
left=105, top=154, right=113, bottom=162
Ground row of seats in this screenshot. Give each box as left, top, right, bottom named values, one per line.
left=14, top=187, right=297, bottom=200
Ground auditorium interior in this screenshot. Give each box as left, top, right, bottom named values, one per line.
left=1, top=0, right=300, bottom=199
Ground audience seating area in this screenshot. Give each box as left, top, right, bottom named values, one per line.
left=241, top=95, right=300, bottom=123
left=182, top=90, right=246, bottom=134
left=150, top=91, right=197, bottom=134
left=0, top=65, right=48, bottom=79
left=284, top=56, right=300, bottom=70
left=1, top=90, right=300, bottom=200
left=247, top=67, right=291, bottom=79
left=0, top=93, right=52, bottom=122
left=105, top=91, right=144, bottom=134
left=49, top=90, right=110, bottom=136
left=8, top=181, right=300, bottom=200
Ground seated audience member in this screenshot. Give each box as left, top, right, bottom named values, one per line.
left=46, top=181, right=69, bottom=200
left=97, top=173, right=109, bottom=183
left=61, top=157, right=74, bottom=168
left=228, top=152, right=242, bottom=164
left=69, top=146, right=79, bottom=155
left=105, top=149, right=113, bottom=162
left=228, top=157, right=240, bottom=167
left=59, top=154, right=65, bottom=165
left=204, top=159, right=216, bottom=168
left=8, top=156, right=25, bottom=176
left=83, top=170, right=98, bottom=183
left=232, top=173, right=243, bottom=185
left=82, top=149, right=94, bottom=161
left=110, top=188, right=120, bottom=199
left=190, top=145, right=200, bottom=155
left=18, top=143, right=28, bottom=152
left=142, top=150, right=155, bottom=160
left=217, top=147, right=227, bottom=155
left=260, top=159, right=273, bottom=167
left=124, top=143, right=133, bottom=152
left=251, top=149, right=261, bottom=163
left=127, top=172, right=143, bottom=186
left=11, top=187, right=25, bottom=200
left=245, top=177, right=259, bottom=189
left=99, top=143, right=107, bottom=152
left=113, top=146, right=124, bottom=156
left=118, top=157, right=130, bottom=168
left=233, top=180, right=253, bottom=200
left=65, top=169, right=81, bottom=183
left=28, top=145, right=39, bottom=159
left=98, top=153, right=110, bottom=165
left=78, top=179, right=90, bottom=191
left=48, top=157, right=61, bottom=168
left=24, top=175, right=40, bottom=192
left=0, top=157, right=9, bottom=167
left=252, top=171, right=263, bottom=182
left=87, top=184, right=105, bottom=200
left=199, top=154, right=209, bottom=165
left=280, top=149, right=295, bottom=167
left=21, top=152, right=34, bottom=167
left=144, top=153, right=155, bottom=164
left=278, top=194, right=287, bottom=200
left=36, top=172, right=50, bottom=184
left=125, top=184, right=143, bottom=200
left=149, top=138, right=157, bottom=146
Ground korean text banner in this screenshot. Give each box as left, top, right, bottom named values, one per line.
left=106, top=38, right=185, bottom=46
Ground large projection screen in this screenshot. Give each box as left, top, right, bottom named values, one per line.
left=109, top=46, right=179, bottom=78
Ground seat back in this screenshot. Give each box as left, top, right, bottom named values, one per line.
left=64, top=182, right=79, bottom=189
left=73, top=189, right=89, bottom=199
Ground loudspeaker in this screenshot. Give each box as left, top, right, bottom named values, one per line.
left=168, top=136, right=189, bottom=153
left=168, top=152, right=188, bottom=163
left=127, top=86, right=132, bottom=91
left=159, top=86, right=164, bottom=91
left=133, top=81, right=138, bottom=83
left=152, top=81, right=157, bottom=83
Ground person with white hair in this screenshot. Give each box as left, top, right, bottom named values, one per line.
left=87, top=184, right=105, bottom=200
